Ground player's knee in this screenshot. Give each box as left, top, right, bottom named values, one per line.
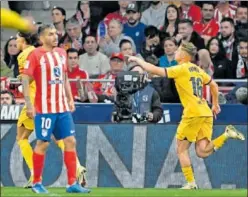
left=64, top=136, right=76, bottom=148
left=34, top=140, right=49, bottom=153
left=196, top=149, right=207, bottom=158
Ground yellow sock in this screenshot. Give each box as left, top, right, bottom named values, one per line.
left=213, top=133, right=228, bottom=150
left=57, top=140, right=65, bottom=151
left=18, top=139, right=33, bottom=171
left=182, top=166, right=195, bottom=183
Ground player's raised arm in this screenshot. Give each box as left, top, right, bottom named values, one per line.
left=126, top=56, right=167, bottom=77
left=1, top=8, right=36, bottom=32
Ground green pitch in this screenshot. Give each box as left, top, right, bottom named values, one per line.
left=1, top=187, right=247, bottom=197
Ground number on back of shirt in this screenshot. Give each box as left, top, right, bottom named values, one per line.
left=41, top=117, right=51, bottom=129
left=190, top=77, right=203, bottom=99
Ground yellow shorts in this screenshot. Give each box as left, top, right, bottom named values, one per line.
left=17, top=105, right=34, bottom=131
left=176, top=117, right=213, bottom=142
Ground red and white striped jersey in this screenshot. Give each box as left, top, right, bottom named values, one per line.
left=23, top=47, right=70, bottom=114
left=214, top=4, right=237, bottom=24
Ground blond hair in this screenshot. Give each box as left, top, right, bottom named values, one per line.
left=180, top=42, right=197, bottom=57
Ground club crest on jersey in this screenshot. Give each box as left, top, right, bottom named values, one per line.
left=53, top=67, right=61, bottom=78
left=142, top=95, right=148, bottom=102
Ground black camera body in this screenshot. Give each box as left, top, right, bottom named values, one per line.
left=113, top=71, right=146, bottom=123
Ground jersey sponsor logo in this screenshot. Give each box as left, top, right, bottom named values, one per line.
left=49, top=80, right=63, bottom=85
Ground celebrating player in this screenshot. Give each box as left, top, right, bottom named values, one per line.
left=16, top=32, right=87, bottom=189
left=127, top=42, right=245, bottom=189
left=22, top=24, right=90, bottom=194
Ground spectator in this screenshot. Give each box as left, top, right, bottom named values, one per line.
left=1, top=90, right=15, bottom=105
left=219, top=17, right=238, bottom=64
left=99, top=19, right=136, bottom=57
left=73, top=1, right=91, bottom=35
left=52, top=6, right=66, bottom=40
left=214, top=1, right=237, bottom=24
left=206, top=37, right=232, bottom=79
left=59, top=17, right=86, bottom=55
left=4, top=37, right=20, bottom=77
left=140, top=25, right=163, bottom=65
left=179, top=1, right=202, bottom=23
left=193, top=2, right=219, bottom=45
left=104, top=0, right=129, bottom=26
left=235, top=5, right=248, bottom=40
left=92, top=52, right=125, bottom=102
left=96, top=1, right=129, bottom=41
left=176, top=19, right=213, bottom=75
left=119, top=39, right=143, bottom=69
left=235, top=39, right=248, bottom=79
left=79, top=35, right=110, bottom=77
left=128, top=65, right=163, bottom=123
left=161, top=4, right=180, bottom=38
left=1, top=49, right=13, bottom=77
left=141, top=1, right=168, bottom=29
left=123, top=2, right=146, bottom=53
left=159, top=37, right=178, bottom=68
left=67, top=48, right=88, bottom=101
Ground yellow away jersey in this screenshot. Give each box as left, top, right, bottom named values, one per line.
left=1, top=8, right=31, bottom=32
left=166, top=62, right=213, bottom=118
left=17, top=46, right=36, bottom=98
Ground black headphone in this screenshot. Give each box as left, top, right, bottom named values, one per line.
left=0, top=90, right=16, bottom=104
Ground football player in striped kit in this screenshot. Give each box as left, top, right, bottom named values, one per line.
left=22, top=24, right=90, bottom=194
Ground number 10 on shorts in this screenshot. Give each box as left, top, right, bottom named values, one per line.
left=41, top=117, right=52, bottom=129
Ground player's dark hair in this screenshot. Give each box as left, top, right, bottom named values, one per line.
left=178, top=19, right=193, bottom=27
left=220, top=17, right=235, bottom=27
left=37, top=24, right=55, bottom=36
left=66, top=48, right=79, bottom=55
left=0, top=90, right=16, bottom=104
left=17, top=32, right=39, bottom=47
left=119, top=39, right=132, bottom=49
left=144, top=25, right=159, bottom=39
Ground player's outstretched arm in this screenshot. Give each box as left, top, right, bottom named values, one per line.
left=127, top=56, right=167, bottom=77
left=1, top=8, right=36, bottom=32
left=209, top=80, right=221, bottom=118
left=22, top=74, right=35, bottom=118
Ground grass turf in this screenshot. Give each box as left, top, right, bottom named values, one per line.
left=1, top=187, right=247, bottom=197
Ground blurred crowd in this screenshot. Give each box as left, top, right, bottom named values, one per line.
left=1, top=1, right=247, bottom=105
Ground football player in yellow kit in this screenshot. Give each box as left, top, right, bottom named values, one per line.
left=16, top=32, right=86, bottom=188
left=127, top=42, right=245, bottom=189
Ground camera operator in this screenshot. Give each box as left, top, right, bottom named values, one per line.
left=129, top=65, right=163, bottom=123
left=112, top=64, right=163, bottom=123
